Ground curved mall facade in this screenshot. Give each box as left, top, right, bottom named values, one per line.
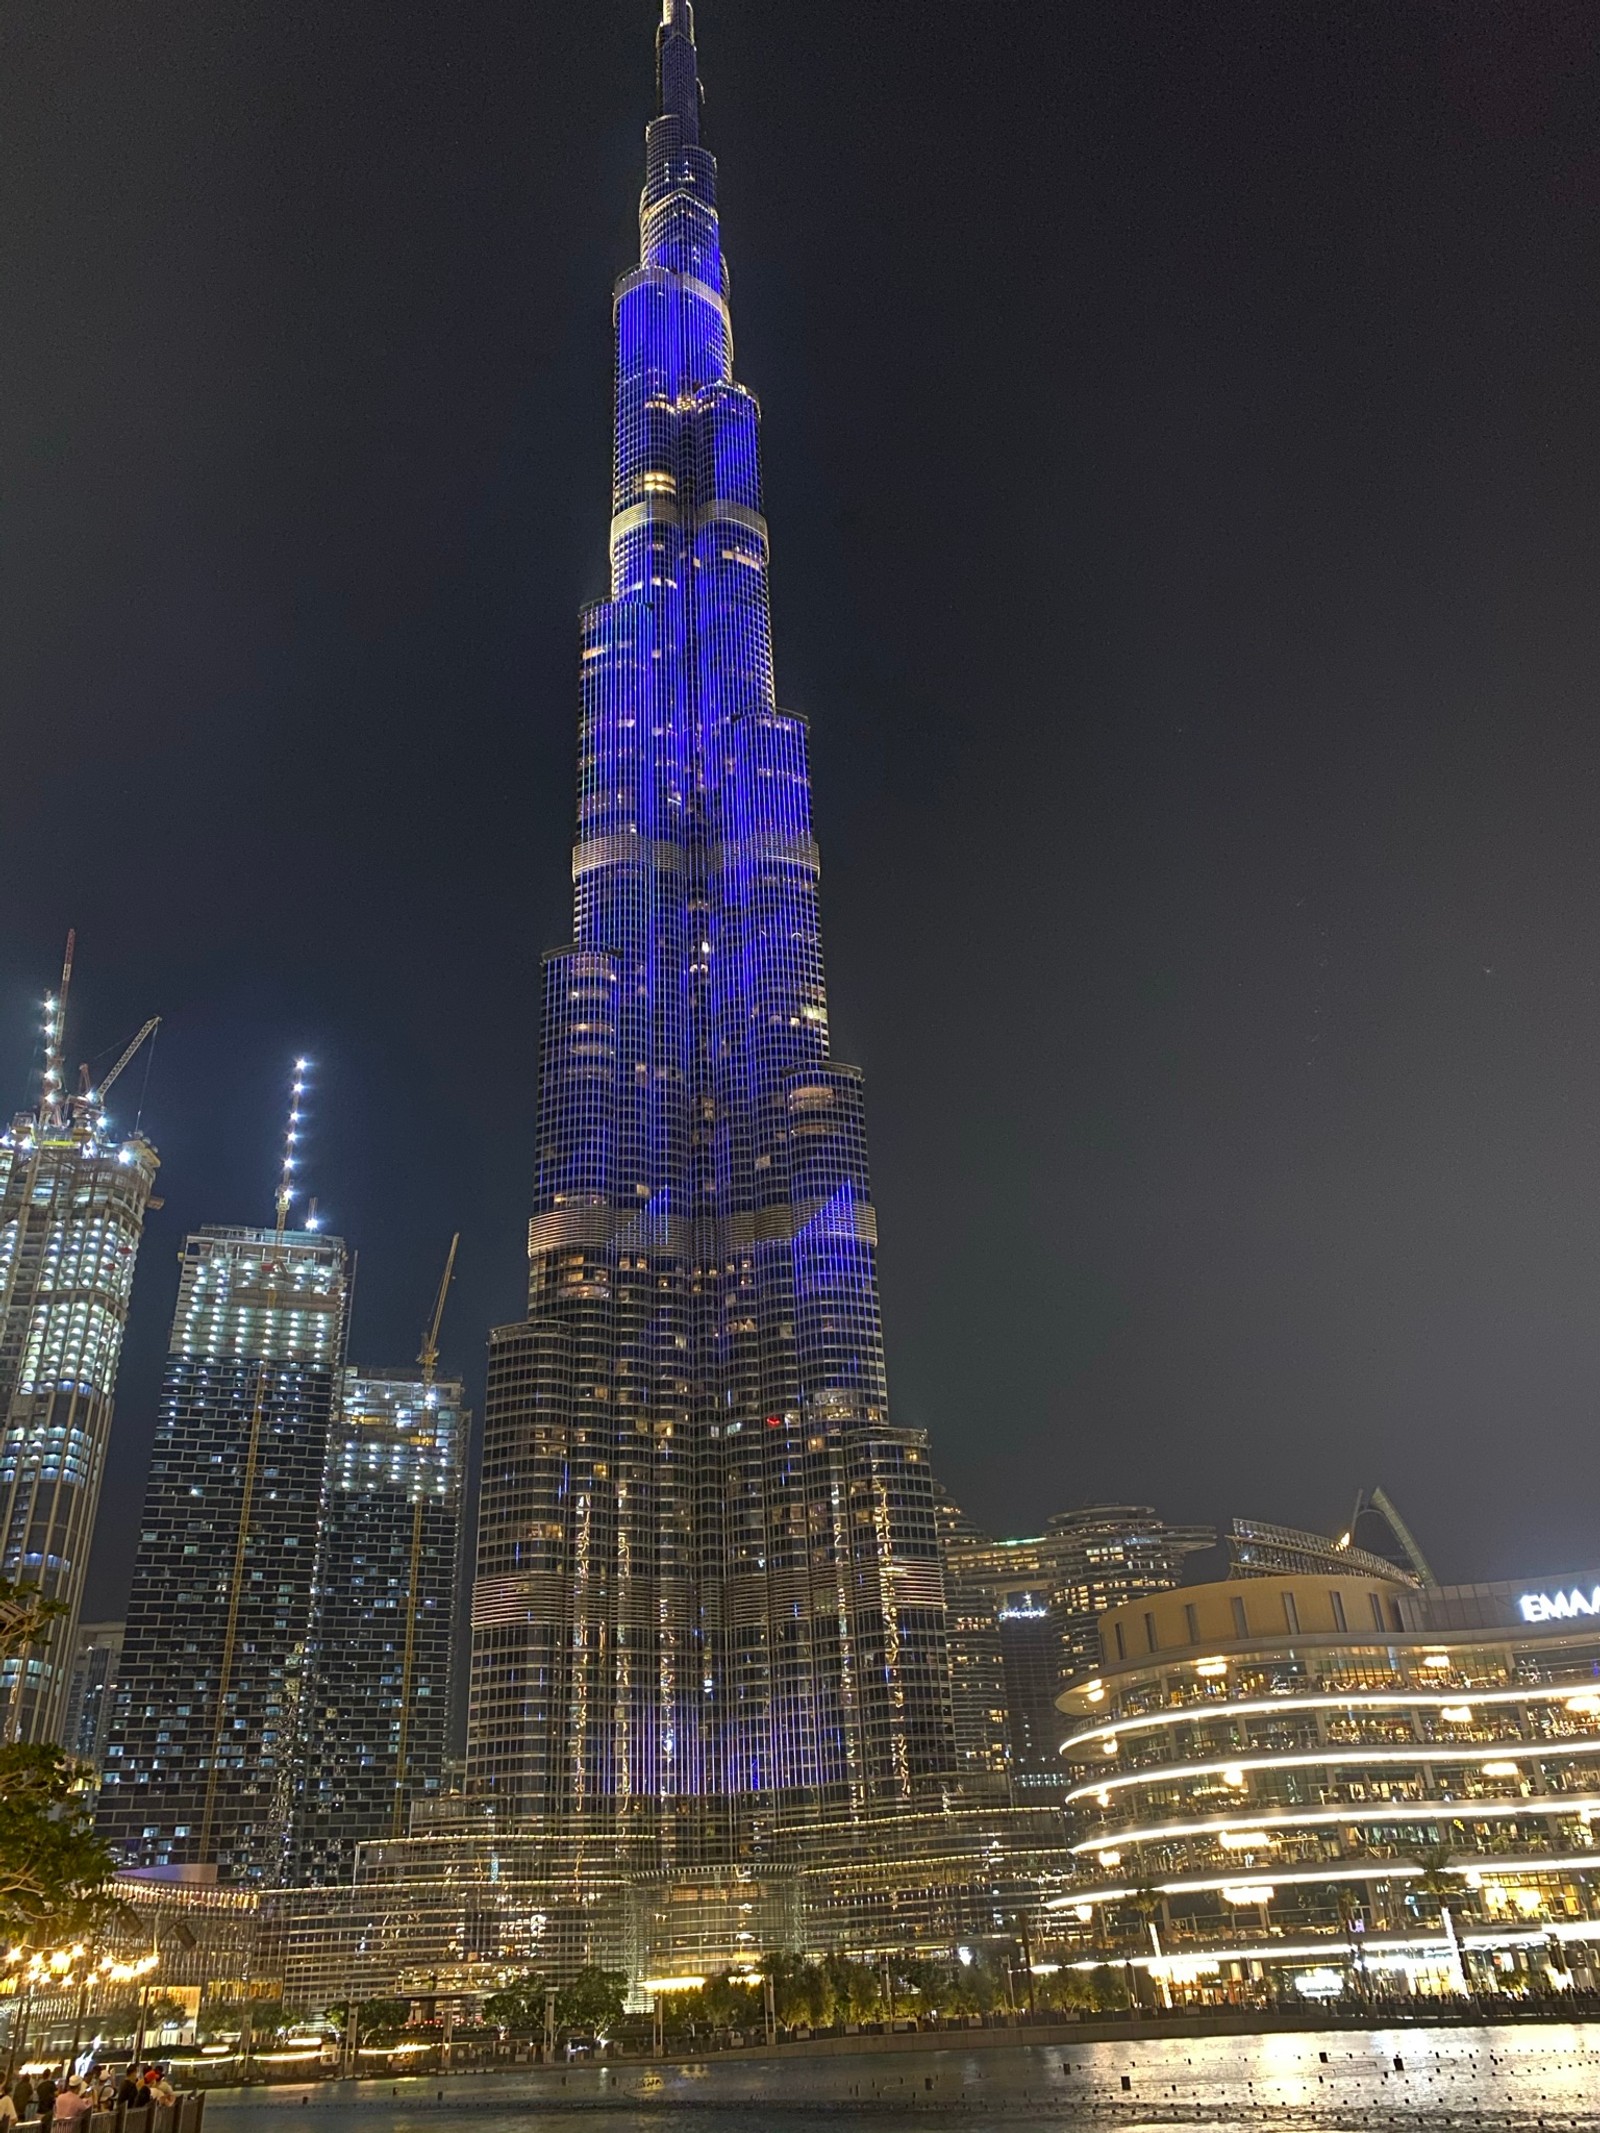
left=1050, top=1574, right=1600, bottom=1999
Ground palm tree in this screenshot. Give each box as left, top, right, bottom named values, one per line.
left=1333, top=1883, right=1368, bottom=2001
left=1127, top=1884, right=1170, bottom=2009
left=1410, top=1844, right=1470, bottom=1996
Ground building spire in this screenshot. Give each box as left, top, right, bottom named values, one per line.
left=657, top=0, right=700, bottom=141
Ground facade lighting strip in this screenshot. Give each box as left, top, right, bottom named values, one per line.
left=1062, top=1683, right=1600, bottom=1755
left=1061, top=1923, right=1600, bottom=1971
left=1050, top=1851, right=1600, bottom=1907
left=1066, top=1735, right=1600, bottom=1804
left=1068, top=1791, right=1600, bottom=1852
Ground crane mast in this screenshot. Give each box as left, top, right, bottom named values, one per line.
left=393, top=1233, right=460, bottom=1835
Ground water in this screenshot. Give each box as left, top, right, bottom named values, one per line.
left=202, top=2026, right=1600, bottom=2133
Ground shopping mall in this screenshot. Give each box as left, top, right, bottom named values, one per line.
left=1048, top=1567, right=1600, bottom=2001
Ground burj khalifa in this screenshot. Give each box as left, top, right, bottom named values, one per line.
left=466, top=0, right=955, bottom=1840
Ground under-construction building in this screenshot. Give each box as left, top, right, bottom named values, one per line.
left=0, top=940, right=160, bottom=1742
left=99, top=1224, right=350, bottom=1882
left=288, top=1367, right=469, bottom=1884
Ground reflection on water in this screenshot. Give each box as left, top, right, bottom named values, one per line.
left=202, top=2025, right=1600, bottom=2133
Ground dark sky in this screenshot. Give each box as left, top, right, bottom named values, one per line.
left=3, top=0, right=1599, bottom=1616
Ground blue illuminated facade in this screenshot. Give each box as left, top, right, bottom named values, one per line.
left=468, top=0, right=955, bottom=1837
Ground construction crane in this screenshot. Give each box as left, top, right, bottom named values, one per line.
left=418, top=1232, right=459, bottom=1386
left=392, top=1234, right=460, bottom=1834
left=80, top=1016, right=160, bottom=1106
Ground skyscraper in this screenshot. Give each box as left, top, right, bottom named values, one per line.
left=467, top=0, right=953, bottom=1834
left=0, top=941, right=159, bottom=1743
left=99, top=1224, right=349, bottom=1883
left=289, top=1367, right=468, bottom=1884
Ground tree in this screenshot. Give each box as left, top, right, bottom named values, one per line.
left=327, top=1997, right=410, bottom=2040
left=482, top=1973, right=548, bottom=2035
left=821, top=1953, right=878, bottom=2024
left=554, top=1967, right=626, bottom=2038
left=1410, top=1844, right=1466, bottom=1920
left=1410, top=1844, right=1471, bottom=1994
left=198, top=1998, right=288, bottom=2044
left=0, top=1582, right=120, bottom=1948
left=695, top=1973, right=761, bottom=2037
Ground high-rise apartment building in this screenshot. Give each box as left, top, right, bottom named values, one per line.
left=939, top=1500, right=1215, bottom=1791
left=289, top=1368, right=468, bottom=1884
left=466, top=0, right=952, bottom=1836
left=0, top=942, right=159, bottom=1742
left=62, top=1619, right=123, bottom=1773
left=1046, top=1504, right=1214, bottom=1680
left=99, top=1226, right=349, bottom=1883
left=932, top=1490, right=1011, bottom=1788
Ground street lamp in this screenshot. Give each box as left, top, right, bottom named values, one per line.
left=636, top=1978, right=704, bottom=2061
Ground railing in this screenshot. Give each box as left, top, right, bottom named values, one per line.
left=81, top=2097, right=204, bottom=2133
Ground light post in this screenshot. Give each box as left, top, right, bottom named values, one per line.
left=1018, top=1918, right=1038, bottom=2018
left=637, top=1978, right=704, bottom=2062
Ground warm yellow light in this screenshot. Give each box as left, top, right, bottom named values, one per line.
left=1483, top=1761, right=1521, bottom=1779
left=1222, top=1765, right=1246, bottom=1788
left=1073, top=1904, right=1094, bottom=1923
left=1095, top=1849, right=1121, bottom=1869
left=1422, top=1653, right=1452, bottom=1669
left=1195, top=1658, right=1228, bottom=1678
left=1101, top=1737, right=1119, bottom=1756
left=1440, top=1705, right=1473, bottom=1722
left=1567, top=1693, right=1600, bottom=1717
left=1085, top=1686, right=1106, bottom=1703
left=1221, top=1883, right=1275, bottom=1905
left=1095, top=1789, right=1111, bottom=1808
left=638, top=1976, right=706, bottom=1993
left=1218, top=1829, right=1272, bottom=1851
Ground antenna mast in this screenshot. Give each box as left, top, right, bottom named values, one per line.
left=274, top=1058, right=311, bottom=1236
left=39, top=930, right=75, bottom=1130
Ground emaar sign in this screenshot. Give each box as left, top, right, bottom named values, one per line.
left=1520, top=1586, right=1600, bottom=1624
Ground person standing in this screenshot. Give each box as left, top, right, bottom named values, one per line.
left=32, top=2067, right=57, bottom=2131
left=51, top=2079, right=89, bottom=2127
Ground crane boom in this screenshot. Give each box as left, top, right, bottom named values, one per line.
left=418, top=1233, right=459, bottom=1386
left=90, top=1016, right=161, bottom=1102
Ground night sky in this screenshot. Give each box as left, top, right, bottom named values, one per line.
left=3, top=0, right=1599, bottom=1618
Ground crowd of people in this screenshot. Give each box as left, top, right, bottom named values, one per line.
left=0, top=2065, right=177, bottom=2125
